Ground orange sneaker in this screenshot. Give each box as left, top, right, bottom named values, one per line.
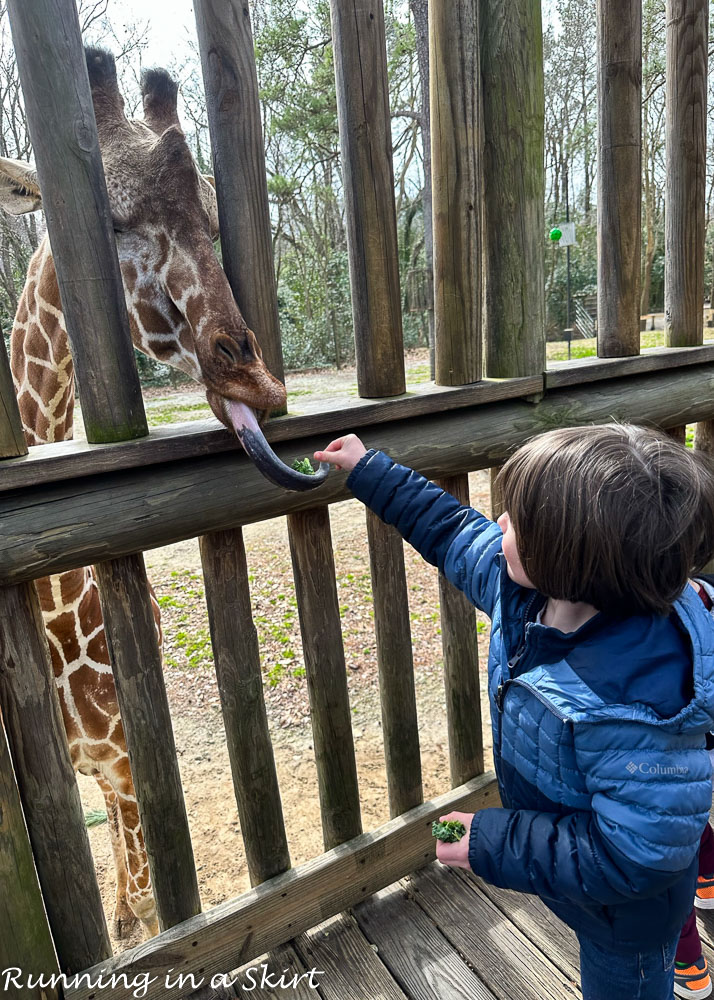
left=674, top=956, right=712, bottom=998
left=695, top=873, right=714, bottom=910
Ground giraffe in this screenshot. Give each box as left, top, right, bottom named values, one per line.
left=0, top=47, right=314, bottom=939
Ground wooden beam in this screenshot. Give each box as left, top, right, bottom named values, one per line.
left=0, top=333, right=26, bottom=459
left=546, top=343, right=714, bottom=388
left=3, top=365, right=714, bottom=585
left=365, top=510, right=422, bottom=817
left=193, top=0, right=285, bottom=387
left=199, top=529, right=291, bottom=884
left=597, top=0, right=642, bottom=356
left=0, top=375, right=543, bottom=495
left=93, top=555, right=201, bottom=929
left=665, top=0, right=708, bottom=347
left=429, top=0, right=481, bottom=386
left=0, top=581, right=111, bottom=971
left=64, top=772, right=500, bottom=1000
left=6, top=0, right=147, bottom=444
left=330, top=0, right=405, bottom=398
left=0, top=713, right=61, bottom=998
left=481, top=0, right=545, bottom=378
left=435, top=475, right=483, bottom=784
left=287, top=507, right=362, bottom=849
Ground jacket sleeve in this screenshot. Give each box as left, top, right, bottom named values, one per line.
left=468, top=728, right=712, bottom=905
left=346, top=449, right=504, bottom=618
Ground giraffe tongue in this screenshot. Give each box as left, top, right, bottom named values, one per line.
left=226, top=400, right=329, bottom=493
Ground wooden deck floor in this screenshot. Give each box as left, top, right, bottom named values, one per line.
left=203, top=858, right=714, bottom=1000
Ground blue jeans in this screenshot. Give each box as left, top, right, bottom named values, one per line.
left=578, top=933, right=677, bottom=1000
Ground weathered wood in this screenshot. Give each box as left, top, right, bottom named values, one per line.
left=4, top=366, right=714, bottom=586
left=287, top=507, right=361, bottom=848
left=0, top=713, right=61, bottom=998
left=6, top=0, right=147, bottom=444
left=0, top=375, right=543, bottom=495
left=199, top=529, right=291, bottom=884
left=0, top=580, right=111, bottom=972
left=231, top=943, right=323, bottom=999
left=547, top=342, right=714, bottom=387
left=430, top=0, right=481, bottom=386
left=64, top=772, right=500, bottom=1000
left=404, top=865, right=579, bottom=999
left=665, top=425, right=687, bottom=445
left=294, top=911, right=410, bottom=1000
left=597, top=0, right=642, bottom=356
left=330, top=0, right=405, bottom=398
left=93, top=554, right=201, bottom=929
left=489, top=468, right=506, bottom=520
left=193, top=0, right=285, bottom=386
left=0, top=332, right=26, bottom=459
left=365, top=510, right=422, bottom=817
left=435, top=475, right=483, bottom=784
left=481, top=0, right=545, bottom=378
left=353, top=882, right=495, bottom=999
left=665, top=0, right=708, bottom=347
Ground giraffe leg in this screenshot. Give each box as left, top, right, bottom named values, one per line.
left=94, top=774, right=138, bottom=939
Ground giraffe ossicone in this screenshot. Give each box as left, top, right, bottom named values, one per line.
left=3, top=46, right=324, bottom=941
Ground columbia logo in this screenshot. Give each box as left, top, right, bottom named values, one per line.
left=626, top=761, right=638, bottom=774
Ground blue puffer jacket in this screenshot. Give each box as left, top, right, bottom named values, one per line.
left=347, top=449, right=714, bottom=952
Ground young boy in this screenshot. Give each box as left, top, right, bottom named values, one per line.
left=314, top=423, right=714, bottom=1000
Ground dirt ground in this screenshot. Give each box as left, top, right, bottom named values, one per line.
left=76, top=467, right=496, bottom=955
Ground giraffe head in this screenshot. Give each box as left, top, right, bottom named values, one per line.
left=1, top=47, right=326, bottom=491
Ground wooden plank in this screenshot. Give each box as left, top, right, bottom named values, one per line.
left=596, top=0, right=642, bottom=356
left=0, top=332, right=27, bottom=459
left=293, top=911, right=409, bottom=1000
left=330, top=0, right=405, bottom=398
left=230, top=943, right=326, bottom=998
left=0, top=580, right=111, bottom=972
left=546, top=343, right=714, bottom=388
left=199, top=529, right=291, bottom=884
left=481, top=0, right=545, bottom=378
left=6, top=0, right=147, bottom=443
left=353, top=881, right=496, bottom=999
left=365, top=510, right=422, bottom=817
left=0, top=375, right=543, bottom=495
left=435, top=475, right=483, bottom=784
left=0, top=712, right=61, bottom=998
left=468, top=874, right=580, bottom=982
left=193, top=0, right=285, bottom=387
left=64, top=773, right=500, bottom=1000
left=287, top=507, right=362, bottom=849
left=403, top=865, right=580, bottom=999
left=93, top=554, right=201, bottom=929
left=430, top=0, right=481, bottom=386
left=665, top=0, right=708, bottom=347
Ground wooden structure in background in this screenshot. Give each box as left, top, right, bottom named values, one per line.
left=2, top=0, right=714, bottom=996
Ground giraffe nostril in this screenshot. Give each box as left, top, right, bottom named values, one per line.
left=216, top=340, right=237, bottom=364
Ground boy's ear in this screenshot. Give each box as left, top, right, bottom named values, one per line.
left=0, top=157, right=42, bottom=215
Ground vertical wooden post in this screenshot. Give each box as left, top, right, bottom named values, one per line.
left=193, top=0, right=285, bottom=387
left=287, top=507, right=362, bottom=849
left=481, top=0, right=546, bottom=378
left=365, top=511, right=422, bottom=817
left=94, top=555, right=201, bottom=930
left=6, top=0, right=147, bottom=444
left=429, top=0, right=482, bottom=386
left=0, top=714, right=61, bottom=998
left=0, top=581, right=111, bottom=973
left=597, top=0, right=642, bottom=357
left=330, top=0, right=406, bottom=398
left=665, top=0, right=708, bottom=347
left=436, top=475, right=484, bottom=785
left=0, top=333, right=26, bottom=459
left=200, top=529, right=291, bottom=884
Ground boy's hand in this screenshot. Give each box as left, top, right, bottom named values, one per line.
left=434, top=811, right=473, bottom=869
left=314, top=434, right=367, bottom=472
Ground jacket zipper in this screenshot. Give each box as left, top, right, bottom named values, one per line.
left=496, top=592, right=540, bottom=711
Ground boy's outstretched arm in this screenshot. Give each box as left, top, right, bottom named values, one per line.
left=314, top=436, right=505, bottom=618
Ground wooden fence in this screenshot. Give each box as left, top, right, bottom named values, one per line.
left=0, top=0, right=713, bottom=997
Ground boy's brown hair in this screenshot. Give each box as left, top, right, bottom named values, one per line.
left=495, top=423, right=714, bottom=616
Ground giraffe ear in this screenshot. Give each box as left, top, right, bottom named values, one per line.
left=0, top=157, right=42, bottom=215
left=141, top=67, right=181, bottom=136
